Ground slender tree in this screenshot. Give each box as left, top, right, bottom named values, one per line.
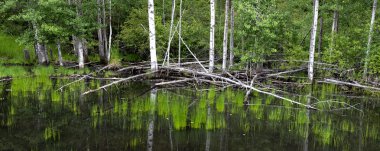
left=318, top=14, right=323, bottom=62
left=329, top=9, right=339, bottom=62
left=148, top=0, right=158, bottom=71
left=363, top=0, right=378, bottom=79
left=178, top=0, right=183, bottom=66
left=308, top=0, right=319, bottom=82
left=57, top=40, right=63, bottom=66
left=222, top=0, right=230, bottom=72
left=209, top=0, right=216, bottom=73
left=107, top=0, right=112, bottom=62
left=102, top=0, right=109, bottom=63
left=32, top=22, right=48, bottom=65
left=74, top=0, right=85, bottom=68
left=229, top=0, right=234, bottom=68
left=97, top=0, right=106, bottom=63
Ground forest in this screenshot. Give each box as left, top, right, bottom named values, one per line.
left=0, top=0, right=380, bottom=150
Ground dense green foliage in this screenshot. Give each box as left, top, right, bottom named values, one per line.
left=1, top=0, right=380, bottom=78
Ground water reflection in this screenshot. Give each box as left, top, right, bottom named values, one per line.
left=0, top=77, right=379, bottom=150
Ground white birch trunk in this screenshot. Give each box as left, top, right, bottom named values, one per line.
left=209, top=0, right=216, bottom=73
left=229, top=0, right=234, bottom=68
left=308, top=0, right=319, bottom=82
left=364, top=0, right=378, bottom=78
left=57, top=40, right=63, bottom=66
left=178, top=0, right=183, bottom=66
left=107, top=0, right=112, bottom=63
left=148, top=0, right=158, bottom=71
left=222, top=0, right=230, bottom=72
left=78, top=39, right=85, bottom=68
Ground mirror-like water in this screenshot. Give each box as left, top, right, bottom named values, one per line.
left=0, top=76, right=379, bottom=151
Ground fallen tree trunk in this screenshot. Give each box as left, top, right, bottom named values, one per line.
left=323, top=79, right=380, bottom=91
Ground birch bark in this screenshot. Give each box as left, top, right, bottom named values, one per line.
left=222, top=0, right=230, bottom=72
left=308, top=0, right=319, bottom=82
left=229, top=0, right=234, bottom=68
left=363, top=0, right=378, bottom=78
left=148, top=0, right=158, bottom=71
left=209, top=0, right=216, bottom=73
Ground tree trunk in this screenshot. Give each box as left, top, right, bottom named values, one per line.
left=162, top=0, right=165, bottom=25
left=23, top=49, right=30, bottom=61
left=77, top=38, right=85, bottom=68
left=308, top=0, right=319, bottom=82
left=83, top=39, right=88, bottom=62
left=57, top=40, right=63, bottom=66
left=72, top=36, right=79, bottom=55
left=97, top=0, right=106, bottom=63
left=209, top=0, right=216, bottom=73
left=42, top=44, right=49, bottom=64
left=74, top=0, right=86, bottom=68
left=107, top=0, right=112, bottom=63
left=49, top=47, right=53, bottom=61
left=364, top=0, right=378, bottom=79
left=329, top=10, right=338, bottom=62
left=32, top=22, right=48, bottom=65
left=178, top=0, right=183, bottom=66
left=318, top=16, right=323, bottom=62
left=102, top=0, right=109, bottom=62
left=148, top=0, right=158, bottom=71
left=222, top=0, right=230, bottom=72
left=229, top=0, right=234, bottom=69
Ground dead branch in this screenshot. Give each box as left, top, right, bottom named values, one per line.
left=265, top=67, right=306, bottom=78
left=179, top=36, right=208, bottom=72
left=0, top=78, right=12, bottom=82
left=58, top=65, right=110, bottom=91
left=82, top=71, right=156, bottom=95
left=244, top=74, right=258, bottom=103
left=155, top=78, right=194, bottom=86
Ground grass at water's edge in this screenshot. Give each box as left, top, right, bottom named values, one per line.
left=0, top=32, right=34, bottom=64
left=0, top=65, right=91, bottom=78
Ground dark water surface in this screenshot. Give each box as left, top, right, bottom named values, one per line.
left=0, top=76, right=379, bottom=151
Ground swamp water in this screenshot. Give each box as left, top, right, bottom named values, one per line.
left=0, top=75, right=379, bottom=151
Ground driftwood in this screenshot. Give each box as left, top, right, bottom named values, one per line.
left=322, top=79, right=380, bottom=91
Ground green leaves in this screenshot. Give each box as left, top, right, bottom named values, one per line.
left=235, top=0, right=284, bottom=63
